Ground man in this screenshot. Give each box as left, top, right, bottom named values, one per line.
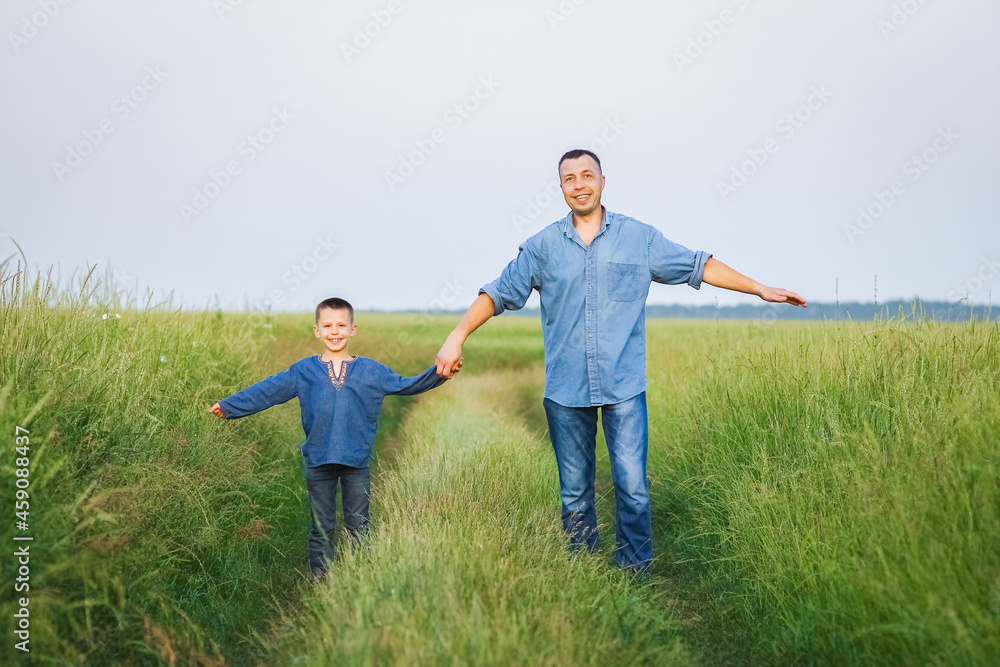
left=435, top=149, right=805, bottom=572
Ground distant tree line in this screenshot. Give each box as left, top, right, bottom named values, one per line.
left=643, top=299, right=996, bottom=322
left=492, top=299, right=997, bottom=322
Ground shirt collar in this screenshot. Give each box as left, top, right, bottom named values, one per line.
left=560, top=207, right=612, bottom=239
left=316, top=354, right=358, bottom=366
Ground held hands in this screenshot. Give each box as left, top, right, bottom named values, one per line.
left=208, top=402, right=226, bottom=419
left=758, top=286, right=807, bottom=308
left=435, top=332, right=465, bottom=379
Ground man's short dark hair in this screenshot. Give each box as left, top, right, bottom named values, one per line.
left=558, top=149, right=602, bottom=175
left=315, top=297, right=354, bottom=323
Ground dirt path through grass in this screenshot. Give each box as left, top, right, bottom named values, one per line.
left=259, top=370, right=692, bottom=666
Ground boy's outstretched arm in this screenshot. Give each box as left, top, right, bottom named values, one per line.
left=436, top=293, right=495, bottom=379
left=384, top=364, right=449, bottom=396
left=209, top=369, right=298, bottom=419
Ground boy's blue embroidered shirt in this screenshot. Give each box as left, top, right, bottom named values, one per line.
left=479, top=209, right=711, bottom=408
left=218, top=356, right=444, bottom=467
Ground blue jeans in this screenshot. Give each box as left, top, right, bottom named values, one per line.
left=304, top=462, right=371, bottom=577
left=543, top=392, right=652, bottom=571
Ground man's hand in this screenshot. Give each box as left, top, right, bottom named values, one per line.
left=208, top=402, right=226, bottom=419
left=436, top=333, right=465, bottom=379
left=702, top=258, right=806, bottom=308
left=435, top=292, right=496, bottom=378
left=758, top=286, right=807, bottom=308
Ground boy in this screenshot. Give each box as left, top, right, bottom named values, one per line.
left=209, top=297, right=453, bottom=579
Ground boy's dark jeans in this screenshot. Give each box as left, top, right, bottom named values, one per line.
left=305, top=462, right=371, bottom=578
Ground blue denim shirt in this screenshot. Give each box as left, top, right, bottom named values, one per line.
left=480, top=209, right=711, bottom=407
left=218, top=356, right=445, bottom=467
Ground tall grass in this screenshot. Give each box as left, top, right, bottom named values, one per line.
left=260, top=372, right=690, bottom=666
left=0, top=266, right=447, bottom=665
left=0, top=264, right=551, bottom=666
left=4, top=260, right=996, bottom=665
left=0, top=264, right=325, bottom=665
left=644, top=318, right=1000, bottom=665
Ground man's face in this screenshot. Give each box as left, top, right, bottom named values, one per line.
left=313, top=307, right=356, bottom=354
left=559, top=155, right=605, bottom=218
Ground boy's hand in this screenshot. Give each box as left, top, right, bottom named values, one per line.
left=436, top=334, right=464, bottom=379
left=208, top=402, right=226, bottom=419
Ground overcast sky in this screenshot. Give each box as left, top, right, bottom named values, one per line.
left=2, top=0, right=998, bottom=314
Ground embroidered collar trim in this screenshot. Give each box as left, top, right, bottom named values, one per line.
left=322, top=355, right=357, bottom=390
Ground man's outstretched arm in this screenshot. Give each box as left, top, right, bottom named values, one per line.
left=435, top=293, right=495, bottom=378
left=702, top=258, right=807, bottom=307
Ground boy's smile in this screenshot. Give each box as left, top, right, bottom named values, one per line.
left=314, top=307, right=356, bottom=358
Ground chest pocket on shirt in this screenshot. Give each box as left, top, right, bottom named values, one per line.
left=607, top=262, right=643, bottom=302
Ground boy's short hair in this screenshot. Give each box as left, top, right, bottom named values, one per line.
left=315, top=297, right=354, bottom=324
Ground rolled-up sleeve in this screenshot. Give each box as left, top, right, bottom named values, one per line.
left=479, top=242, right=540, bottom=316
left=648, top=228, right=712, bottom=290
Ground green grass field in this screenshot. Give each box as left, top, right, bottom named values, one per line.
left=2, top=268, right=998, bottom=666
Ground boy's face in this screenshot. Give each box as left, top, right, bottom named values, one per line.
left=313, top=307, right=356, bottom=355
